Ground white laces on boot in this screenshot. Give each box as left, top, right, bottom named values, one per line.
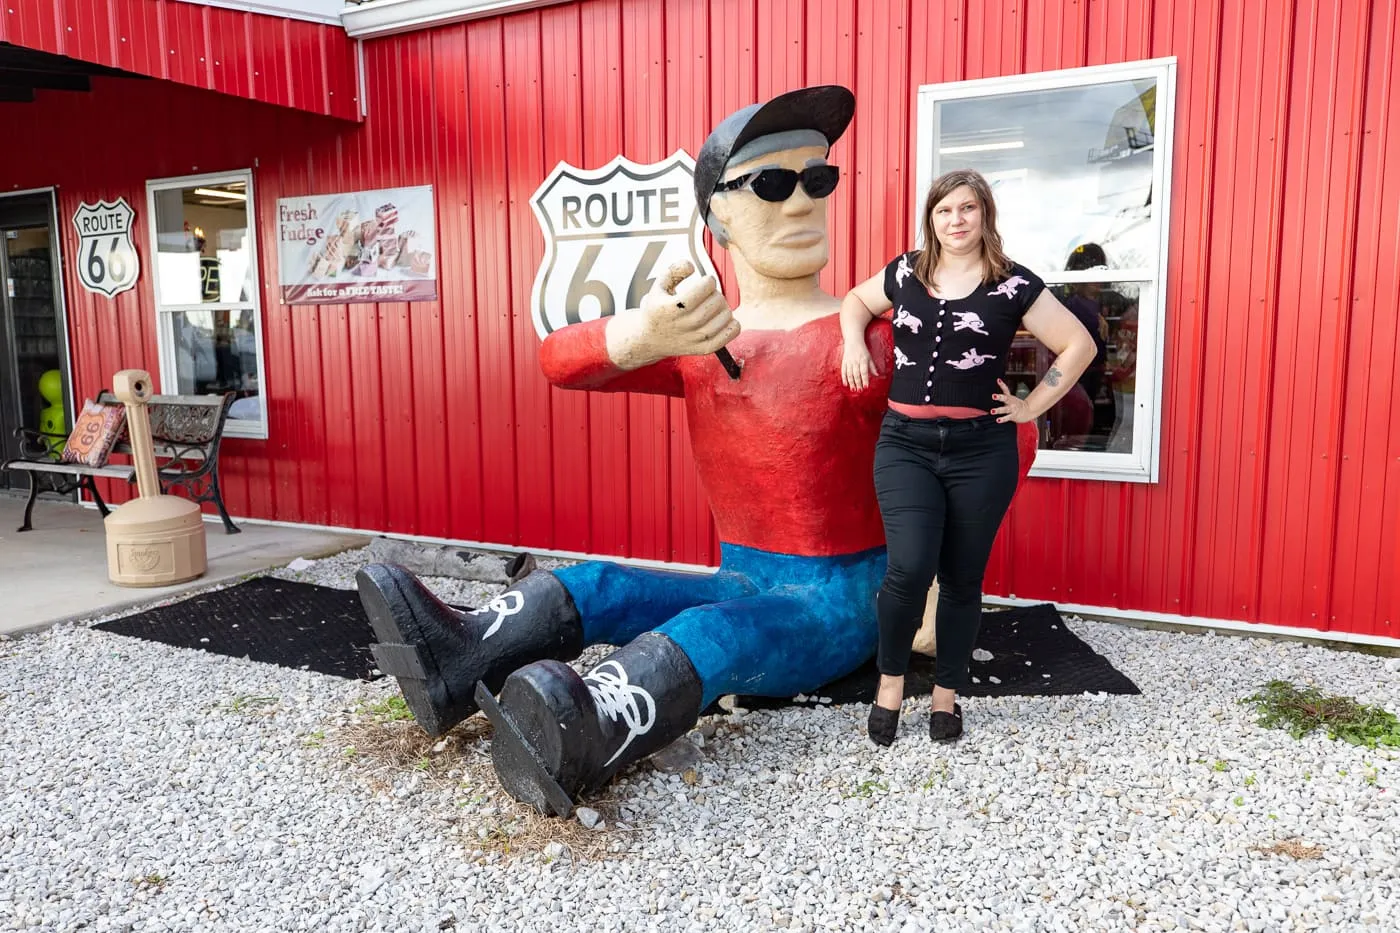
left=584, top=661, right=657, bottom=766
left=470, top=592, right=524, bottom=640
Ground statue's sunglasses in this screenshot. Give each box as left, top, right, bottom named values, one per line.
left=713, top=165, right=841, bottom=202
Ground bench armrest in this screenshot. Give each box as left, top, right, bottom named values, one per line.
left=14, top=427, right=65, bottom=460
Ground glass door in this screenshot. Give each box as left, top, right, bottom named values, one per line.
left=0, top=194, right=67, bottom=492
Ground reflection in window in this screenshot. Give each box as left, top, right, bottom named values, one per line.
left=169, top=310, right=260, bottom=397
left=1008, top=277, right=1139, bottom=453
left=148, top=173, right=266, bottom=433
left=935, top=79, right=1159, bottom=275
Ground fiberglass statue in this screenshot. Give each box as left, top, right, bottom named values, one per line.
left=356, top=85, right=1032, bottom=817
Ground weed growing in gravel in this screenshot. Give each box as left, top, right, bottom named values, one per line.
left=845, top=777, right=889, bottom=799
left=1243, top=774, right=1256, bottom=787
left=134, top=873, right=168, bottom=889
left=356, top=695, right=415, bottom=724
left=1242, top=679, right=1400, bottom=748
left=920, top=762, right=950, bottom=791
left=228, top=694, right=278, bottom=714
left=1253, top=838, right=1325, bottom=860
left=1211, top=759, right=1230, bottom=772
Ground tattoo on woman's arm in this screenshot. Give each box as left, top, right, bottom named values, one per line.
left=1044, top=366, right=1063, bottom=387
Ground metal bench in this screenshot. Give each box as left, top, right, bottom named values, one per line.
left=2, top=391, right=240, bottom=535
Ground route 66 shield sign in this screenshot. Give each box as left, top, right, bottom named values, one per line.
left=72, top=198, right=140, bottom=298
left=528, top=150, right=719, bottom=341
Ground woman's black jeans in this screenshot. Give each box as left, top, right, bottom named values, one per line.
left=873, top=410, right=1023, bottom=689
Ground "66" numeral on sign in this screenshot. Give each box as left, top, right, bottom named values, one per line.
left=86, top=236, right=134, bottom=291
left=564, top=241, right=666, bottom=326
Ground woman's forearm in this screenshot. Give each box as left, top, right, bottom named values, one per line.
left=1023, top=339, right=1096, bottom=419
left=840, top=292, right=876, bottom=346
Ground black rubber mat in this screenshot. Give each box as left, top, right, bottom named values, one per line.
left=95, top=579, right=1136, bottom=704
left=734, top=602, right=1140, bottom=710
left=95, top=577, right=383, bottom=681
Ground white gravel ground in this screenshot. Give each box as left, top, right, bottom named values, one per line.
left=2, top=544, right=1397, bottom=932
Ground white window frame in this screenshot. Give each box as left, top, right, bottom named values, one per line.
left=915, top=57, right=1177, bottom=484
left=145, top=169, right=269, bottom=440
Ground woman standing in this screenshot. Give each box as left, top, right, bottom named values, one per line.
left=839, top=169, right=1096, bottom=746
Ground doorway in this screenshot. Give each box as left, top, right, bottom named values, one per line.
left=0, top=189, right=70, bottom=494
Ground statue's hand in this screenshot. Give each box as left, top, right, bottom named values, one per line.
left=607, top=262, right=740, bottom=369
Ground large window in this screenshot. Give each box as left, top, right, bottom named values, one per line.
left=916, top=58, right=1176, bottom=482
left=146, top=170, right=267, bottom=438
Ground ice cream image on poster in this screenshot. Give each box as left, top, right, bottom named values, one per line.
left=528, top=151, right=738, bottom=378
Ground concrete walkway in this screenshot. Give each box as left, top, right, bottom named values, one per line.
left=0, top=495, right=367, bottom=636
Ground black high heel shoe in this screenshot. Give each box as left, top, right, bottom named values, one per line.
left=929, top=703, right=963, bottom=742
left=867, top=704, right=900, bottom=746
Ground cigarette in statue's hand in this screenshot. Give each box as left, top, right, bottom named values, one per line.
left=661, top=263, right=742, bottom=380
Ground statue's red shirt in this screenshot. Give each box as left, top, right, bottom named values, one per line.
left=539, top=312, right=897, bottom=557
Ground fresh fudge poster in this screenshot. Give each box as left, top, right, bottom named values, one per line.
left=276, top=185, right=438, bottom=304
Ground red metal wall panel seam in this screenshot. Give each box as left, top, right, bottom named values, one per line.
left=1200, top=0, right=1262, bottom=619
left=1318, top=0, right=1379, bottom=631
left=1329, top=0, right=1396, bottom=634
left=1245, top=0, right=1302, bottom=625
left=623, top=0, right=671, bottom=561
left=504, top=12, right=554, bottom=549
left=1174, top=0, right=1225, bottom=620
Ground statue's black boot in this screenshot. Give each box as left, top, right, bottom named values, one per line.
left=476, top=632, right=703, bottom=817
left=355, top=562, right=583, bottom=737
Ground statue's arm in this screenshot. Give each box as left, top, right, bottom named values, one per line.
left=539, top=317, right=685, bottom=397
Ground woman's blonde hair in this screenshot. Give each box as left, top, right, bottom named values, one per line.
left=913, top=168, right=1012, bottom=291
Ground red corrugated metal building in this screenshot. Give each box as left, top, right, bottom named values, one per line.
left=1, top=0, right=1395, bottom=646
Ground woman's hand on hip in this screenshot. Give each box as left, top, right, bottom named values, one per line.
left=992, top=379, right=1037, bottom=423
left=841, top=341, right=879, bottom=391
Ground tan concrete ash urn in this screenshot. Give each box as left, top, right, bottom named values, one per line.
left=104, top=369, right=207, bottom=586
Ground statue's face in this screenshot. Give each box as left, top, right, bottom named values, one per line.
left=708, top=144, right=833, bottom=279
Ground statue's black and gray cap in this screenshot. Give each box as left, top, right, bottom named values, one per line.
left=694, top=85, right=855, bottom=244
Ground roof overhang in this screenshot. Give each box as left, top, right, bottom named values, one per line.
left=0, top=0, right=362, bottom=121
left=197, top=1, right=347, bottom=25
left=341, top=0, right=573, bottom=39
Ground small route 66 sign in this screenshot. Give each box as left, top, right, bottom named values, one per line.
left=72, top=198, right=140, bottom=298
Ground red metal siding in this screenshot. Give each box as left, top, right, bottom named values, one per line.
left=1, top=0, right=360, bottom=120
left=1, top=0, right=1396, bottom=639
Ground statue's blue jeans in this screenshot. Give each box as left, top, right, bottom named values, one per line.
left=555, top=542, right=887, bottom=709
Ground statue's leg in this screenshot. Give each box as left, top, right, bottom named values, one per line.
left=660, top=543, right=888, bottom=708
left=552, top=560, right=753, bottom=646
left=660, top=592, right=877, bottom=709
left=356, top=559, right=749, bottom=737
left=477, top=545, right=885, bottom=815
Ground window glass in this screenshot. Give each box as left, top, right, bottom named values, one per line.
left=148, top=174, right=265, bottom=435
left=935, top=79, right=1158, bottom=275
left=919, top=60, right=1173, bottom=481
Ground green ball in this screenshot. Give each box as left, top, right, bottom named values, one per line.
left=39, top=403, right=66, bottom=457
left=38, top=369, right=62, bottom=406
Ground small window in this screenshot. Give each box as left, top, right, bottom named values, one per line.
left=916, top=58, right=1177, bottom=482
left=145, top=171, right=266, bottom=438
